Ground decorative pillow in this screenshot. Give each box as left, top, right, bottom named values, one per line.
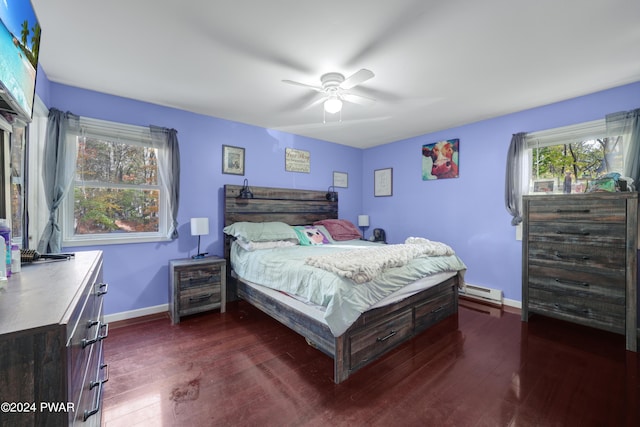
left=293, top=226, right=333, bottom=246
left=313, top=219, right=362, bottom=241
left=223, top=221, right=298, bottom=242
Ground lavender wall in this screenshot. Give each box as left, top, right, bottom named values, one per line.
left=37, top=76, right=640, bottom=313
left=362, top=81, right=640, bottom=303
left=42, top=82, right=363, bottom=316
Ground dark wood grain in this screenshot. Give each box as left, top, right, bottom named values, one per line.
left=100, top=301, right=640, bottom=427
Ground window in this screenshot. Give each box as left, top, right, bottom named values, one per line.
left=524, top=119, right=624, bottom=195
left=62, top=118, right=171, bottom=246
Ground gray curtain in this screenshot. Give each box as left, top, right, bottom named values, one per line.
left=606, top=108, right=640, bottom=187
left=150, top=125, right=180, bottom=239
left=37, top=108, right=79, bottom=253
left=505, top=132, right=527, bottom=225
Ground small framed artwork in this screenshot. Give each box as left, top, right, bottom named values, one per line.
left=333, top=171, right=348, bottom=188
left=532, top=179, right=556, bottom=194
left=222, top=145, right=245, bottom=175
left=285, top=147, right=310, bottom=173
left=374, top=168, right=393, bottom=197
left=422, top=138, right=459, bottom=180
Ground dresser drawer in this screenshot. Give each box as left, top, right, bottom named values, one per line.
left=415, top=287, right=455, bottom=331
left=528, top=241, right=625, bottom=271
left=179, top=285, right=222, bottom=316
left=178, top=265, right=222, bottom=290
left=528, top=263, right=625, bottom=298
left=349, top=309, right=413, bottom=370
left=528, top=287, right=625, bottom=334
left=527, top=197, right=627, bottom=222
left=528, top=221, right=626, bottom=246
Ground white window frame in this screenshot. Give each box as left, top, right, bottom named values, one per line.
left=523, top=119, right=618, bottom=195
left=61, top=117, right=171, bottom=247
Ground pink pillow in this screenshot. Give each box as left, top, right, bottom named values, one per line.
left=313, top=219, right=362, bottom=241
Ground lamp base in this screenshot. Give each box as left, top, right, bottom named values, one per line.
left=192, top=252, right=208, bottom=259
left=360, top=226, right=367, bottom=240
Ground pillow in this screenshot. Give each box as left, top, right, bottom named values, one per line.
left=223, top=221, right=298, bottom=242
left=293, top=225, right=333, bottom=246
left=313, top=219, right=362, bottom=241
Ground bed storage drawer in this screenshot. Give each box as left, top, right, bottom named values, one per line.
left=414, top=287, right=456, bottom=331
left=348, top=309, right=413, bottom=370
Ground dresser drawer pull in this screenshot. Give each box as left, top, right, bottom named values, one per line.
left=189, top=293, right=213, bottom=303
left=90, top=363, right=109, bottom=390
left=82, top=322, right=109, bottom=348
left=554, top=252, right=590, bottom=261
left=555, top=230, right=590, bottom=236
left=376, top=330, right=398, bottom=342
left=554, top=209, right=591, bottom=214
left=83, top=368, right=106, bottom=421
left=97, top=282, right=108, bottom=296
left=554, top=278, right=589, bottom=287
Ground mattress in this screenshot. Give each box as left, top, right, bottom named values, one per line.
left=231, top=239, right=467, bottom=336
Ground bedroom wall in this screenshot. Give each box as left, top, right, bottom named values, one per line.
left=37, top=80, right=364, bottom=316
left=361, top=81, right=640, bottom=304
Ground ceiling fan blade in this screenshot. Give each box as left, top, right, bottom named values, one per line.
left=340, top=69, right=375, bottom=89
left=282, top=79, right=324, bottom=92
left=303, top=94, right=328, bottom=110
left=341, top=92, right=376, bottom=106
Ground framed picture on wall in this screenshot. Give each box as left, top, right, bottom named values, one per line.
left=222, top=145, right=245, bottom=175
left=333, top=171, right=348, bottom=188
left=374, top=168, right=393, bottom=197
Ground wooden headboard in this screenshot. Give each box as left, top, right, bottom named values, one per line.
left=223, top=184, right=338, bottom=299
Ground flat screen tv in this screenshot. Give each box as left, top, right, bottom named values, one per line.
left=0, top=0, right=40, bottom=121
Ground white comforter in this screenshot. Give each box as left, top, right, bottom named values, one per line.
left=305, top=237, right=454, bottom=284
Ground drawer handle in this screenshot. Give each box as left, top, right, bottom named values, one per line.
left=555, top=230, right=590, bottom=236
left=554, top=252, right=590, bottom=261
left=554, top=278, right=589, bottom=287
left=189, top=293, right=213, bottom=303
left=83, top=367, right=107, bottom=421
left=97, top=282, right=108, bottom=296
left=376, top=330, right=398, bottom=342
left=430, top=305, right=445, bottom=314
left=90, top=363, right=109, bottom=390
left=554, top=209, right=590, bottom=213
left=82, top=322, right=109, bottom=348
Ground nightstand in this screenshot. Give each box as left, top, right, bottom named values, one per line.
left=169, top=256, right=226, bottom=324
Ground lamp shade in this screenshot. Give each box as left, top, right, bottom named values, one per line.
left=358, top=215, right=370, bottom=227
left=190, top=217, right=209, bottom=236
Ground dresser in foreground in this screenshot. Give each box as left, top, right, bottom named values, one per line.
left=0, top=250, right=108, bottom=426
left=522, top=192, right=638, bottom=352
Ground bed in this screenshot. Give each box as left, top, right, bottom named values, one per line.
left=223, top=184, right=466, bottom=383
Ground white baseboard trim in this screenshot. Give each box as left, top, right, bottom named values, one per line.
left=104, top=304, right=168, bottom=324
left=503, top=298, right=522, bottom=310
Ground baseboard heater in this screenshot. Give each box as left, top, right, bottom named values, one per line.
left=460, top=283, right=503, bottom=307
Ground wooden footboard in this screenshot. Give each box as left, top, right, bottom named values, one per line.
left=236, top=273, right=460, bottom=383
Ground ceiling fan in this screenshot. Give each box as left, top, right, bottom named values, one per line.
left=282, top=68, right=376, bottom=115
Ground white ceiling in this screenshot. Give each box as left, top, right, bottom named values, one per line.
left=31, top=0, right=640, bottom=149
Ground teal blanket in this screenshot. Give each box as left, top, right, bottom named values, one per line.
left=231, top=240, right=467, bottom=336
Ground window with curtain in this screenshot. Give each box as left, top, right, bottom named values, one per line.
left=62, top=117, right=171, bottom=246
left=524, top=119, right=626, bottom=195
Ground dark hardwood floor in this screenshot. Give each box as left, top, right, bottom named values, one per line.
left=102, top=300, right=639, bottom=427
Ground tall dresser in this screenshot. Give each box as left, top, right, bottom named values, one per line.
left=522, top=192, right=638, bottom=351
left=0, top=251, right=108, bottom=426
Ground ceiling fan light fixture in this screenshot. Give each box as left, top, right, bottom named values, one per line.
left=324, top=97, right=342, bottom=114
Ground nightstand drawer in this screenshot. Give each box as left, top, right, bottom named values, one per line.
left=178, top=265, right=222, bottom=290
left=179, top=286, right=221, bottom=315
